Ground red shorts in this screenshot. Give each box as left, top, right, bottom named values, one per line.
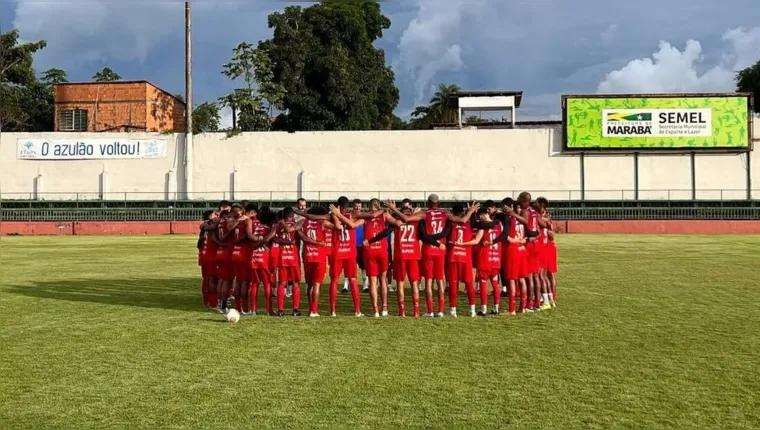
left=421, top=255, right=445, bottom=280
left=330, top=257, right=358, bottom=279
left=477, top=267, right=500, bottom=280
left=279, top=265, right=301, bottom=283
left=447, top=261, right=473, bottom=285
left=393, top=259, right=421, bottom=282
left=269, top=248, right=280, bottom=271
left=545, top=245, right=557, bottom=273
left=201, top=261, right=216, bottom=278
left=506, top=246, right=529, bottom=280
left=216, top=261, right=234, bottom=280
left=234, top=261, right=251, bottom=282
left=364, top=252, right=389, bottom=277
left=252, top=268, right=272, bottom=285
left=527, top=251, right=541, bottom=274
left=304, top=262, right=327, bottom=286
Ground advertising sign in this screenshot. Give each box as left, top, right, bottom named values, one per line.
left=563, top=94, right=752, bottom=151
left=17, top=139, right=168, bottom=160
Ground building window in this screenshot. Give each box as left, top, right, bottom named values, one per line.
left=58, top=109, right=88, bottom=131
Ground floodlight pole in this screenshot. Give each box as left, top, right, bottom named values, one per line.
left=184, top=2, right=194, bottom=199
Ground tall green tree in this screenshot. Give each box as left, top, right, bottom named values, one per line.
left=41, top=68, right=68, bottom=85
left=255, top=0, right=399, bottom=131
left=409, top=83, right=461, bottom=129
left=737, top=59, right=760, bottom=114
left=92, top=67, right=121, bottom=82
left=220, top=42, right=272, bottom=132
left=0, top=29, right=47, bottom=131
left=192, top=102, right=221, bottom=134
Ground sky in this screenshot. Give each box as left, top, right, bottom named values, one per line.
left=4, top=0, right=760, bottom=127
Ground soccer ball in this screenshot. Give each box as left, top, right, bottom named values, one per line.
left=225, top=309, right=240, bottom=324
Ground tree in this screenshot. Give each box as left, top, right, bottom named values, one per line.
left=41, top=68, right=68, bottom=85
left=255, top=1, right=399, bottom=131
left=464, top=115, right=481, bottom=124
left=92, top=67, right=121, bottom=82
left=220, top=42, right=272, bottom=132
left=737, top=59, right=760, bottom=114
left=0, top=29, right=47, bottom=131
left=409, top=83, right=461, bottom=129
left=192, top=102, right=221, bottom=134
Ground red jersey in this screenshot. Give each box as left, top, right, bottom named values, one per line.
left=526, top=208, right=541, bottom=252
left=477, top=222, right=503, bottom=269
left=302, top=220, right=326, bottom=264
left=199, top=226, right=215, bottom=262
left=332, top=210, right=357, bottom=258
left=323, top=228, right=334, bottom=256
left=447, top=221, right=473, bottom=263
left=394, top=222, right=421, bottom=261
left=422, top=209, right=447, bottom=257
left=364, top=214, right=387, bottom=257
left=508, top=217, right=527, bottom=250
left=230, top=219, right=252, bottom=262
left=215, top=216, right=233, bottom=260
left=277, top=221, right=299, bottom=267
left=250, top=223, right=271, bottom=269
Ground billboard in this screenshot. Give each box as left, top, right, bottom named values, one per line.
left=562, top=93, right=752, bottom=151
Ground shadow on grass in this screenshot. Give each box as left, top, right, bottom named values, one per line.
left=6, top=277, right=207, bottom=313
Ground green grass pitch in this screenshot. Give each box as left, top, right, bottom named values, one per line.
left=1, top=235, right=759, bottom=428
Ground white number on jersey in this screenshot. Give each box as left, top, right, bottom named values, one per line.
left=489, top=231, right=498, bottom=249
left=430, top=220, right=443, bottom=234
left=456, top=229, right=464, bottom=244
left=339, top=228, right=350, bottom=242
left=400, top=224, right=415, bottom=243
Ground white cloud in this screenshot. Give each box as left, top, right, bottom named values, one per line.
left=219, top=106, right=234, bottom=130
left=395, top=0, right=470, bottom=104
left=597, top=27, right=760, bottom=94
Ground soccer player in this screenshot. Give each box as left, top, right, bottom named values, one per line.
left=444, top=204, right=483, bottom=317
left=537, top=197, right=558, bottom=306
left=197, top=210, right=216, bottom=308
left=215, top=204, right=243, bottom=312
left=385, top=195, right=477, bottom=317
left=275, top=207, right=308, bottom=316
left=247, top=210, right=278, bottom=315
left=518, top=192, right=549, bottom=312
left=299, top=206, right=333, bottom=317
left=230, top=206, right=254, bottom=314
left=474, top=207, right=507, bottom=315
left=504, top=203, right=530, bottom=314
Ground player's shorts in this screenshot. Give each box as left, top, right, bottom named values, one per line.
left=217, top=261, right=234, bottom=280
left=234, top=261, right=251, bottom=282
left=447, top=261, right=473, bottom=285
left=356, top=247, right=365, bottom=271
left=527, top=251, right=541, bottom=274
left=279, top=265, right=301, bottom=283
left=364, top=252, right=389, bottom=277
left=477, top=267, right=500, bottom=280
left=269, top=248, right=280, bottom=271
left=200, top=261, right=216, bottom=278
left=506, top=246, right=530, bottom=281
left=304, top=262, right=327, bottom=286
left=421, top=255, right=445, bottom=280
left=330, top=257, right=358, bottom=279
left=253, top=268, right=272, bottom=285
left=393, top=259, right=420, bottom=282
left=545, top=245, right=558, bottom=273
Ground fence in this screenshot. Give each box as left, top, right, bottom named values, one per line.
left=2, top=188, right=760, bottom=203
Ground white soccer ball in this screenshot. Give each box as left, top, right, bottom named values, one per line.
left=225, top=309, right=240, bottom=324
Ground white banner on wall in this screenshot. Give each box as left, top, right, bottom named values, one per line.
left=17, top=139, right=168, bottom=160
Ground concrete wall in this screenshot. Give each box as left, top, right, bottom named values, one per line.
left=1, top=121, right=758, bottom=201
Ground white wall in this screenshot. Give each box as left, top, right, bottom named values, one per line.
left=1, top=121, right=758, bottom=201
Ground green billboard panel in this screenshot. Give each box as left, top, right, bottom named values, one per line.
left=562, top=94, right=752, bottom=151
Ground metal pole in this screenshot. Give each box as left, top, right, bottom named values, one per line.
left=579, top=153, right=586, bottom=201
left=633, top=152, right=639, bottom=200
left=690, top=152, right=696, bottom=200
left=184, top=2, right=194, bottom=200
left=747, top=151, right=752, bottom=201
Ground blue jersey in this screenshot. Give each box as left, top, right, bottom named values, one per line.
left=355, top=225, right=365, bottom=247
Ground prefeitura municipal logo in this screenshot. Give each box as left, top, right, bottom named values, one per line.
left=604, top=111, right=654, bottom=136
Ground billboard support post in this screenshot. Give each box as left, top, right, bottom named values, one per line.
left=633, top=152, right=639, bottom=200
left=747, top=151, right=752, bottom=201
left=690, top=152, right=696, bottom=200
left=579, top=152, right=586, bottom=201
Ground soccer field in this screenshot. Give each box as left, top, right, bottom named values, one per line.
left=1, top=235, right=759, bottom=428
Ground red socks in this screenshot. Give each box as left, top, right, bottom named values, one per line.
left=277, top=284, right=286, bottom=311
left=349, top=279, right=361, bottom=314
left=263, top=283, right=273, bottom=314
left=292, top=285, right=301, bottom=311
left=509, top=293, right=516, bottom=313
left=491, top=279, right=500, bottom=307
left=249, top=283, right=258, bottom=313
left=479, top=280, right=488, bottom=306
left=329, top=279, right=338, bottom=314
left=465, top=282, right=475, bottom=306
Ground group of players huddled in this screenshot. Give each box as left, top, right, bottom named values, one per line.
left=197, top=192, right=558, bottom=318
